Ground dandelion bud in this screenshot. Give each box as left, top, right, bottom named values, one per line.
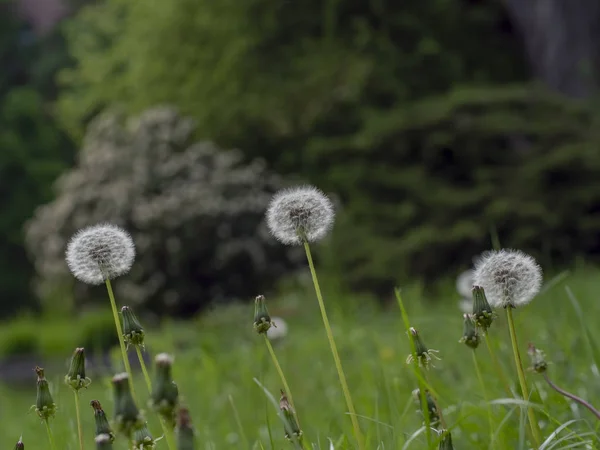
left=112, top=372, right=144, bottom=436
left=150, top=353, right=179, bottom=426
left=253, top=295, right=272, bottom=334
left=95, top=433, right=114, bottom=450
left=34, top=366, right=56, bottom=420
left=65, top=347, right=91, bottom=391
left=121, top=306, right=145, bottom=348
left=438, top=429, right=454, bottom=450
left=66, top=223, right=135, bottom=285
left=176, top=407, right=195, bottom=450
left=471, top=286, right=494, bottom=331
left=14, top=437, right=24, bottom=449
left=412, top=388, right=440, bottom=426
left=132, top=424, right=155, bottom=449
left=405, top=327, right=440, bottom=369
left=90, top=400, right=115, bottom=441
left=527, top=343, right=548, bottom=374
left=473, top=249, right=542, bottom=308
left=280, top=390, right=302, bottom=441
left=459, top=314, right=480, bottom=349
left=266, top=185, right=335, bottom=245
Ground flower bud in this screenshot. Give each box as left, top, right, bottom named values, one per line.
left=412, top=388, right=440, bottom=426
left=65, top=347, right=92, bottom=391
left=253, top=295, right=273, bottom=334
left=34, top=366, right=57, bottom=420
left=459, top=314, right=480, bottom=349
left=90, top=400, right=115, bottom=441
left=121, top=306, right=145, bottom=348
left=471, top=286, right=494, bottom=332
left=527, top=343, right=548, bottom=373
left=438, top=429, right=454, bottom=450
left=176, top=407, right=195, bottom=450
left=132, top=424, right=155, bottom=449
left=112, top=372, right=144, bottom=436
left=14, top=437, right=24, bottom=449
left=150, top=353, right=179, bottom=426
left=405, top=327, right=440, bottom=369
left=280, top=390, right=302, bottom=441
left=95, top=433, right=114, bottom=450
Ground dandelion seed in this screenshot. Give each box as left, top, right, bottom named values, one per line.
left=267, top=316, right=288, bottom=341
left=66, top=223, right=135, bottom=285
left=473, top=249, right=542, bottom=308
left=456, top=269, right=474, bottom=299
left=266, top=185, right=335, bottom=245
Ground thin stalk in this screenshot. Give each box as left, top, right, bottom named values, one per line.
left=134, top=346, right=177, bottom=450
left=105, top=279, right=137, bottom=401
left=506, top=308, right=542, bottom=446
left=74, top=391, right=84, bottom=450
left=263, top=336, right=298, bottom=419
left=542, top=372, right=600, bottom=420
left=303, top=241, right=365, bottom=450
left=472, top=350, right=495, bottom=447
left=44, top=419, right=57, bottom=450
left=228, top=395, right=250, bottom=449
left=483, top=334, right=512, bottom=397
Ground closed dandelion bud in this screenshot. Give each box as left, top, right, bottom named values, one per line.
left=459, top=314, right=480, bottom=349
left=133, top=424, right=155, bottom=449
left=405, top=327, right=440, bottom=369
left=471, top=286, right=494, bottom=332
left=112, top=372, right=144, bottom=436
left=14, top=437, right=24, bottom=449
left=95, top=433, right=114, bottom=450
left=34, top=366, right=56, bottom=420
left=266, top=185, right=335, bottom=245
left=473, top=249, right=542, bottom=309
left=176, top=407, right=195, bottom=450
left=438, top=429, right=454, bottom=450
left=280, top=390, right=302, bottom=441
left=121, top=306, right=145, bottom=348
left=90, top=400, right=115, bottom=441
left=150, top=353, right=179, bottom=426
left=66, top=223, right=135, bottom=285
left=253, top=295, right=272, bottom=334
left=65, top=347, right=92, bottom=391
left=412, top=388, right=440, bottom=426
left=527, top=343, right=548, bottom=374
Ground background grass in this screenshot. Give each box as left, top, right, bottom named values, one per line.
left=2, top=268, right=600, bottom=448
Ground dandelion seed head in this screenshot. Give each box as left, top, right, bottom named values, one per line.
left=65, top=224, right=135, bottom=285
left=473, top=249, right=542, bottom=308
left=266, top=185, right=335, bottom=245
left=456, top=269, right=474, bottom=298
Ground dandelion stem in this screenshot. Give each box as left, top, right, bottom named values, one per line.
left=44, top=419, right=57, bottom=450
left=105, top=279, right=137, bottom=401
left=228, top=394, right=250, bottom=449
left=303, top=241, right=365, bottom=450
left=472, top=350, right=495, bottom=446
left=263, top=335, right=298, bottom=420
left=542, top=372, right=600, bottom=420
left=134, top=346, right=177, bottom=450
left=74, top=390, right=84, bottom=450
left=506, top=307, right=542, bottom=446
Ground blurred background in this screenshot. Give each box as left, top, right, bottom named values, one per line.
left=1, top=0, right=600, bottom=370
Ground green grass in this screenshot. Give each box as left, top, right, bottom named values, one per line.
left=3, top=268, right=600, bottom=448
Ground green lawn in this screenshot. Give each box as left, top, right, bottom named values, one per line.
left=2, top=268, right=600, bottom=449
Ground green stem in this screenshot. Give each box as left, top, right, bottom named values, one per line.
left=506, top=307, right=542, bottom=447
left=263, top=335, right=298, bottom=416
left=472, top=350, right=495, bottom=447
left=74, top=390, right=84, bottom=450
left=44, top=419, right=57, bottom=450
left=228, top=395, right=250, bottom=449
left=303, top=242, right=365, bottom=450
left=134, top=346, right=177, bottom=450
left=105, top=279, right=137, bottom=401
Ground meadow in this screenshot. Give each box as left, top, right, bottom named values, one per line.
left=2, top=264, right=600, bottom=449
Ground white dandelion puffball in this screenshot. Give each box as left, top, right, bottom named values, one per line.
left=66, top=223, right=135, bottom=285
left=458, top=298, right=471, bottom=315
left=473, top=249, right=542, bottom=308
left=266, top=185, right=335, bottom=245
left=267, top=316, right=289, bottom=341
left=456, top=269, right=474, bottom=298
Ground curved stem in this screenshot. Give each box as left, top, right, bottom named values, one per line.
left=543, top=372, right=600, bottom=420
left=44, top=419, right=57, bottom=450
left=472, top=350, right=495, bottom=446
left=105, top=279, right=137, bottom=401
left=303, top=242, right=365, bottom=450
left=263, top=336, right=298, bottom=415
left=74, top=391, right=84, bottom=450
left=506, top=308, right=542, bottom=447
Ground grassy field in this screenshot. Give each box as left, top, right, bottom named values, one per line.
left=2, top=267, right=600, bottom=449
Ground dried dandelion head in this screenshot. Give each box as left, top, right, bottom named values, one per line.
left=473, top=249, right=542, bottom=308
left=266, top=186, right=335, bottom=245
left=66, top=224, right=135, bottom=285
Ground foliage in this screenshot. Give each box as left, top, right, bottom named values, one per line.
left=25, top=107, right=302, bottom=316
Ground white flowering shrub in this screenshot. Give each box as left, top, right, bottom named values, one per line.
left=25, top=107, right=301, bottom=315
